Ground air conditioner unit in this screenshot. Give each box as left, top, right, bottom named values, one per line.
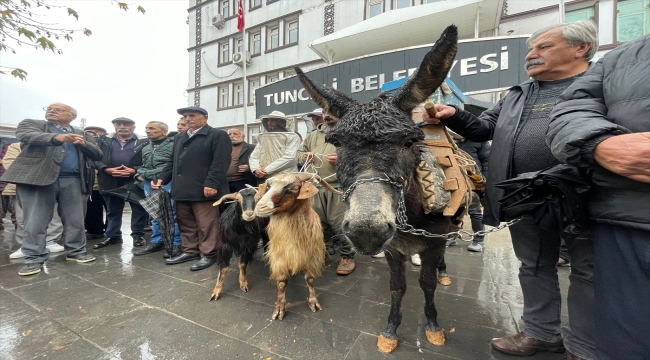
left=233, top=51, right=251, bottom=66
left=211, top=14, right=225, bottom=28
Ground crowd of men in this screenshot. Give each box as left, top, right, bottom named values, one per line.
left=1, top=19, right=648, bottom=360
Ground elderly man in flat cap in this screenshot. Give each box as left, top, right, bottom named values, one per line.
left=93, top=117, right=149, bottom=249
left=153, top=106, right=231, bottom=271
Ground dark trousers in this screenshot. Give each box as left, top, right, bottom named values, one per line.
left=508, top=215, right=595, bottom=359
left=85, top=190, right=105, bottom=235
left=468, top=193, right=485, bottom=242
left=593, top=224, right=650, bottom=360
left=103, top=194, right=147, bottom=239
left=228, top=180, right=248, bottom=193
left=0, top=194, right=16, bottom=225
left=175, top=201, right=220, bottom=257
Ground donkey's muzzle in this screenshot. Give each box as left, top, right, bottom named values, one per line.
left=342, top=219, right=395, bottom=254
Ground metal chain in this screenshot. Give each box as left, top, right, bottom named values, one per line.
left=342, top=176, right=521, bottom=241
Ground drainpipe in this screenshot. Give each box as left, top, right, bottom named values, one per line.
left=559, top=0, right=565, bottom=23
left=474, top=4, right=480, bottom=38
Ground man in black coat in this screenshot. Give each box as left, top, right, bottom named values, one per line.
left=154, top=106, right=231, bottom=271
left=225, top=128, right=256, bottom=192
left=93, top=118, right=149, bottom=249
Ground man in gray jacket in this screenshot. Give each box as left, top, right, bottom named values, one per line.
left=1, top=103, right=102, bottom=276
left=423, top=21, right=598, bottom=359
left=548, top=34, right=650, bottom=360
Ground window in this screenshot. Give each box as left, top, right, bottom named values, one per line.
left=249, top=127, right=259, bottom=145
left=251, top=32, right=261, bottom=54
left=250, top=0, right=262, bottom=7
left=249, top=78, right=260, bottom=103
left=284, top=69, right=295, bottom=78
left=220, top=86, right=230, bottom=108
left=236, top=38, right=244, bottom=53
left=367, top=0, right=383, bottom=18
left=286, top=20, right=298, bottom=44
left=221, top=0, right=230, bottom=18
left=617, top=0, right=650, bottom=42
left=220, top=42, right=230, bottom=63
left=423, top=0, right=442, bottom=3
left=395, top=0, right=411, bottom=9
left=565, top=7, right=594, bottom=23
left=268, top=26, right=279, bottom=49
left=268, top=73, right=279, bottom=83
left=234, top=83, right=244, bottom=105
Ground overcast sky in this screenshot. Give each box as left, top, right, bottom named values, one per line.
left=0, top=0, right=189, bottom=134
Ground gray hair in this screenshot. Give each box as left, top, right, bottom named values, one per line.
left=50, top=103, right=77, bottom=115
left=526, top=20, right=599, bottom=61
left=147, top=121, right=169, bottom=131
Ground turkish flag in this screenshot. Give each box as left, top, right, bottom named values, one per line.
left=237, top=0, right=244, bottom=32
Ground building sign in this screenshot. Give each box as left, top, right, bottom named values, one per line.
left=255, top=36, right=529, bottom=117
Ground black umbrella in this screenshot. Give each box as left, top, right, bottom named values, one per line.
left=102, top=181, right=146, bottom=204
left=139, top=189, right=174, bottom=254
left=496, top=164, right=591, bottom=239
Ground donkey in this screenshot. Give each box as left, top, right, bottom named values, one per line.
left=295, top=25, right=458, bottom=353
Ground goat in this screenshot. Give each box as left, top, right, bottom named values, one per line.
left=209, top=187, right=269, bottom=301
left=254, top=173, right=341, bottom=320
left=295, top=25, right=458, bottom=353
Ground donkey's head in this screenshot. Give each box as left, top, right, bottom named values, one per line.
left=296, top=25, right=458, bottom=254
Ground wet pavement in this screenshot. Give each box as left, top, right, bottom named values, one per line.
left=0, top=212, right=570, bottom=360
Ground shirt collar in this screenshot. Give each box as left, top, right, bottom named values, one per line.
left=187, top=126, right=205, bottom=137
left=54, top=124, right=74, bottom=132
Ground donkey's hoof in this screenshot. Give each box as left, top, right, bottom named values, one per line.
left=438, top=275, right=452, bottom=286
left=426, top=329, right=445, bottom=346
left=377, top=334, right=398, bottom=353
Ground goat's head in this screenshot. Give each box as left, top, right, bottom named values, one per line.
left=214, top=186, right=259, bottom=221
left=296, top=25, right=458, bottom=254
left=255, top=173, right=341, bottom=218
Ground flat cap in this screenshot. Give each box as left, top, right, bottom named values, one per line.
left=111, top=117, right=135, bottom=124
left=177, top=106, right=208, bottom=116
left=85, top=126, right=107, bottom=133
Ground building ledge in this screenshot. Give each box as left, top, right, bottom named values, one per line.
left=265, top=42, right=298, bottom=54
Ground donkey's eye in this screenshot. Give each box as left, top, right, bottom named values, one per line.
left=403, top=140, right=414, bottom=148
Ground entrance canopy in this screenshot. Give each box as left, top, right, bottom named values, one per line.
left=309, top=0, right=504, bottom=64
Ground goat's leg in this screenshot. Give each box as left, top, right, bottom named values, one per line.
left=272, top=278, right=288, bottom=320
left=210, top=266, right=230, bottom=301
left=420, top=248, right=445, bottom=346
left=238, top=262, right=249, bottom=292
left=305, top=275, right=322, bottom=312
left=437, top=255, right=452, bottom=286
left=377, top=250, right=407, bottom=354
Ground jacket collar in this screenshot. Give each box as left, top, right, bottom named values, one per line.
left=179, top=124, right=211, bottom=143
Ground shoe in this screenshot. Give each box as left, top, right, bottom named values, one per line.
left=410, top=254, right=421, bottom=265
left=86, top=233, right=105, bottom=240
left=132, top=236, right=146, bottom=247
left=66, top=253, right=97, bottom=263
left=46, top=243, right=65, bottom=253
left=467, top=241, right=484, bottom=252
left=557, top=257, right=570, bottom=267
left=371, top=251, right=385, bottom=258
left=92, top=238, right=122, bottom=249
left=165, top=252, right=200, bottom=265
left=446, top=238, right=458, bottom=247
left=336, top=257, right=356, bottom=275
left=18, top=262, right=43, bottom=276
left=133, top=243, right=164, bottom=256
left=163, top=245, right=182, bottom=259
left=190, top=256, right=217, bottom=271
left=9, top=248, right=25, bottom=259
left=491, top=332, right=565, bottom=356
left=566, top=350, right=586, bottom=360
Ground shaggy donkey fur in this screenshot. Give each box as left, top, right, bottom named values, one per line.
left=296, top=25, right=459, bottom=353
left=209, top=187, right=269, bottom=301
left=255, top=173, right=341, bottom=320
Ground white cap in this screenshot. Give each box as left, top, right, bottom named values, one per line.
left=302, top=108, right=323, bottom=121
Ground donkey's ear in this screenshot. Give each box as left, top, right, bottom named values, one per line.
left=392, top=25, right=458, bottom=113
left=295, top=67, right=358, bottom=120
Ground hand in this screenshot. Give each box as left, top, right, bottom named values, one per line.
left=136, top=176, right=144, bottom=182
left=204, top=187, right=218, bottom=197
left=151, top=179, right=163, bottom=189
left=118, top=165, right=136, bottom=176
left=55, top=133, right=84, bottom=143
left=254, top=169, right=267, bottom=178
left=593, top=133, right=650, bottom=183
left=238, top=165, right=249, bottom=172
left=104, top=167, right=121, bottom=176
left=326, top=153, right=337, bottom=166
left=421, top=104, right=457, bottom=125
left=303, top=152, right=316, bottom=164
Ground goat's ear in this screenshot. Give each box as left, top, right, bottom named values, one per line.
left=214, top=193, right=237, bottom=206
left=295, top=67, right=358, bottom=120
left=254, top=182, right=267, bottom=202
left=297, top=182, right=319, bottom=199
left=391, top=25, right=458, bottom=113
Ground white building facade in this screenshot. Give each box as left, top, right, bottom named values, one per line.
left=186, top=0, right=649, bottom=139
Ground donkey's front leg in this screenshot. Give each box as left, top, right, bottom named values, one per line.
left=437, top=254, right=452, bottom=286
left=420, top=248, right=446, bottom=346
left=377, top=250, right=407, bottom=353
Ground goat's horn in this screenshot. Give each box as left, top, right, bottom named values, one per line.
left=244, top=184, right=258, bottom=192
left=294, top=172, right=318, bottom=182
left=213, top=193, right=237, bottom=206
left=316, top=177, right=343, bottom=195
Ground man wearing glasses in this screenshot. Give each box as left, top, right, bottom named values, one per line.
left=1, top=103, right=102, bottom=276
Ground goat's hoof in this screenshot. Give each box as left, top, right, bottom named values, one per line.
left=377, top=334, right=398, bottom=353
left=272, top=304, right=286, bottom=320
left=438, top=275, right=452, bottom=286
left=239, top=282, right=249, bottom=293
left=308, top=298, right=322, bottom=313
left=426, top=329, right=445, bottom=346
left=209, top=290, right=221, bottom=301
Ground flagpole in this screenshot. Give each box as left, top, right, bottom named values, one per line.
left=240, top=0, right=248, bottom=139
